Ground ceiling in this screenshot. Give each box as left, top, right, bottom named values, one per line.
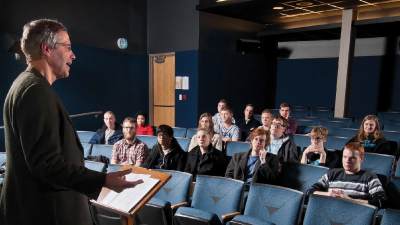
left=197, top=0, right=400, bottom=40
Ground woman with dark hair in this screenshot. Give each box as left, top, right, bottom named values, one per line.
left=135, top=111, right=154, bottom=136
left=188, top=113, right=223, bottom=151
left=348, top=115, right=393, bottom=156
left=143, top=124, right=186, bottom=171
left=89, top=111, right=123, bottom=145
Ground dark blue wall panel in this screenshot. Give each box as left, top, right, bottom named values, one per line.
left=175, top=50, right=198, bottom=128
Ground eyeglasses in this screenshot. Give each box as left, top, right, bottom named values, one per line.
left=54, top=42, right=72, bottom=51
left=123, top=126, right=135, bottom=130
left=271, top=122, right=285, bottom=128
left=311, top=136, right=323, bottom=141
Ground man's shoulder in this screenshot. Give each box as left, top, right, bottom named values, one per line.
left=8, top=70, right=50, bottom=98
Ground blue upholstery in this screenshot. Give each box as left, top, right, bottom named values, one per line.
left=229, top=215, right=274, bottom=225
left=174, top=175, right=244, bottom=225
left=362, top=153, right=395, bottom=178
left=396, top=160, right=400, bottom=177
left=173, top=127, right=187, bottom=138
left=0, top=152, right=5, bottom=166
left=304, top=194, right=377, bottom=225
left=291, top=110, right=309, bottom=118
left=320, top=119, right=350, bottom=128
left=81, top=142, right=92, bottom=158
left=383, top=123, right=400, bottom=132
left=91, top=144, right=113, bottom=160
left=328, top=127, right=357, bottom=138
left=279, top=163, right=328, bottom=193
left=176, top=137, right=191, bottom=152
left=326, top=136, right=347, bottom=150
left=106, top=164, right=122, bottom=173
left=76, top=130, right=96, bottom=143
left=381, top=208, right=400, bottom=225
left=310, top=109, right=333, bottom=119
left=226, top=141, right=250, bottom=157
left=382, top=131, right=400, bottom=143
left=136, top=135, right=158, bottom=149
left=186, top=128, right=198, bottom=139
left=293, top=135, right=310, bottom=151
left=231, top=184, right=303, bottom=225
left=137, top=170, right=192, bottom=225
left=84, top=160, right=106, bottom=172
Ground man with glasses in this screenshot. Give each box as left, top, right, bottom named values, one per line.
left=266, top=115, right=300, bottom=163
left=111, top=117, right=149, bottom=166
left=1, top=19, right=142, bottom=225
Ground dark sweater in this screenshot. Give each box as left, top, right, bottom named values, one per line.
left=348, top=135, right=394, bottom=156
left=143, top=138, right=187, bottom=171
left=308, top=168, right=386, bottom=208
left=237, top=117, right=261, bottom=141
left=184, top=145, right=227, bottom=178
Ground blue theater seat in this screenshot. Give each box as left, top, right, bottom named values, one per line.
left=174, top=175, right=244, bottom=225
left=176, top=137, right=191, bottom=152
left=362, top=153, right=395, bottom=179
left=226, top=141, right=250, bottom=157
left=303, top=194, right=377, bottom=225
left=380, top=208, right=400, bottom=225
left=173, top=127, right=187, bottom=138
left=84, top=160, right=106, bottom=172
left=186, top=128, right=198, bottom=139
left=76, top=130, right=96, bottom=143
left=293, top=134, right=310, bottom=151
left=81, top=142, right=92, bottom=158
left=229, top=184, right=304, bottom=225
left=91, top=144, right=113, bottom=160
left=136, top=135, right=158, bottom=149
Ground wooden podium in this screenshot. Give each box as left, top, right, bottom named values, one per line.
left=91, top=166, right=171, bottom=225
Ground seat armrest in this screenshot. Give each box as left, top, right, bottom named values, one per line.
left=171, top=201, right=188, bottom=210
left=222, top=211, right=241, bottom=222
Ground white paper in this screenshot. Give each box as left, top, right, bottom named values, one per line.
left=182, top=76, right=189, bottom=90
left=175, top=76, right=182, bottom=89
left=98, top=174, right=159, bottom=213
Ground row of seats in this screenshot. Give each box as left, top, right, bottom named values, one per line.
left=85, top=165, right=400, bottom=225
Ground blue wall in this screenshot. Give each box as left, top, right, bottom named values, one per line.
left=276, top=56, right=385, bottom=118
left=175, top=50, right=199, bottom=128
left=0, top=44, right=148, bottom=130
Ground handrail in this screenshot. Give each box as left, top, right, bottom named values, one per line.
left=69, top=111, right=103, bottom=119
left=0, top=111, right=103, bottom=128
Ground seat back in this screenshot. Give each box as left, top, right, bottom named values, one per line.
left=176, top=137, right=190, bottom=152
left=106, top=164, right=122, bottom=173
left=396, top=159, right=400, bottom=177
left=0, top=152, right=6, bottom=166
left=328, top=127, right=357, bottom=138
left=191, top=175, right=244, bottom=220
left=381, top=209, right=400, bottom=225
left=84, top=160, right=106, bottom=172
left=244, top=183, right=304, bottom=225
left=226, top=141, right=250, bottom=157
left=91, top=144, right=113, bottom=160
left=293, top=134, right=310, bottom=151
left=136, top=135, right=158, bottom=149
left=303, top=194, right=377, bottom=225
left=326, top=136, right=348, bottom=150
left=186, top=128, right=197, bottom=139
left=77, top=130, right=96, bottom=143
left=279, top=163, right=328, bottom=193
left=173, top=127, right=187, bottom=138
left=362, top=153, right=395, bottom=178
left=81, top=142, right=92, bottom=158
left=154, top=169, right=192, bottom=205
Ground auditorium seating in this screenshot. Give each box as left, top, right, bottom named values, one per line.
left=91, top=144, right=113, bottom=160
left=326, top=136, right=348, bottom=150
left=225, top=141, right=250, bottom=157
left=279, top=163, right=329, bottom=193
left=76, top=130, right=96, bottom=143
left=380, top=208, right=400, bottom=225
left=84, top=160, right=106, bottom=172
left=136, top=135, right=158, bottom=149
left=362, top=153, right=395, bottom=179
left=303, top=194, right=377, bottom=225
left=174, top=175, right=244, bottom=225
left=395, top=160, right=400, bottom=177
left=81, top=142, right=92, bottom=158
left=172, top=127, right=187, bottom=138
left=185, top=128, right=197, bottom=139
left=0, top=152, right=5, bottom=166
left=293, top=134, right=309, bottom=151
left=137, top=170, right=192, bottom=225
left=229, top=184, right=304, bottom=225
left=176, top=137, right=190, bottom=152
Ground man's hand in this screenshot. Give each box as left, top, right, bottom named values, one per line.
left=104, top=169, right=143, bottom=193
left=259, top=149, right=267, bottom=165
left=328, top=188, right=351, bottom=199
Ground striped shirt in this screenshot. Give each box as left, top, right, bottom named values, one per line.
left=111, top=138, right=148, bottom=165
left=309, top=168, right=386, bottom=208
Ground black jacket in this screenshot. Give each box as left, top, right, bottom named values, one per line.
left=225, top=150, right=280, bottom=185
left=237, top=117, right=261, bottom=141
left=144, top=138, right=187, bottom=171
left=184, top=145, right=227, bottom=178
left=276, top=137, right=301, bottom=163
left=348, top=135, right=395, bottom=156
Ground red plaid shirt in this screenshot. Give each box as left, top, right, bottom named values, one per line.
left=111, top=138, right=148, bottom=165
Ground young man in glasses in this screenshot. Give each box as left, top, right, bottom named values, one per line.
left=111, top=117, right=149, bottom=166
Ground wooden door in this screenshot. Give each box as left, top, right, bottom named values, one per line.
left=149, top=53, right=175, bottom=127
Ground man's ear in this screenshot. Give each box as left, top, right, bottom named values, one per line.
left=40, top=43, right=52, bottom=57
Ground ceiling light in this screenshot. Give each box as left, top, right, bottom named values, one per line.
left=296, top=1, right=313, bottom=7
left=273, top=6, right=284, bottom=10
left=216, top=0, right=228, bottom=2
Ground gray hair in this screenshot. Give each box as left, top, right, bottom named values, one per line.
left=20, top=19, right=67, bottom=62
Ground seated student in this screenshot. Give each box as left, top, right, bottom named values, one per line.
left=184, top=128, right=227, bottom=178
left=308, top=142, right=386, bottom=208
left=111, top=117, right=148, bottom=166
left=245, top=109, right=273, bottom=141
left=279, top=102, right=297, bottom=135
left=135, top=112, right=154, bottom=136
left=266, top=115, right=300, bottom=163
left=348, top=115, right=394, bottom=156
left=188, top=113, right=223, bottom=151
left=89, top=111, right=123, bottom=145
left=144, top=125, right=186, bottom=171
left=237, top=104, right=261, bottom=142
left=215, top=106, right=240, bottom=142
left=212, top=99, right=235, bottom=132
left=301, top=127, right=342, bottom=168
left=225, top=128, right=280, bottom=187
